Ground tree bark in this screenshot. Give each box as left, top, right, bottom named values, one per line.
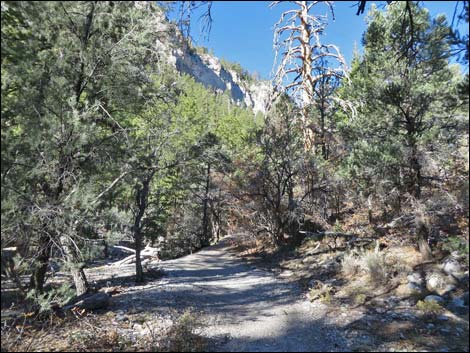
left=201, top=162, right=211, bottom=247
left=29, top=234, right=52, bottom=293
left=410, top=143, right=422, bottom=199
left=299, top=0, right=315, bottom=151
left=133, top=173, right=154, bottom=283
left=61, top=236, right=89, bottom=296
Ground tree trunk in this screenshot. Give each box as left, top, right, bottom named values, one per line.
left=133, top=208, right=145, bottom=283
left=320, top=82, right=327, bottom=159
left=29, top=234, right=52, bottom=293
left=71, top=267, right=89, bottom=296
left=135, top=237, right=144, bottom=283
left=103, top=239, right=109, bottom=258
left=410, top=143, right=422, bottom=199
left=133, top=174, right=153, bottom=283
left=201, top=162, right=211, bottom=247
left=299, top=0, right=315, bottom=152
left=61, top=236, right=89, bottom=296
left=417, top=222, right=433, bottom=261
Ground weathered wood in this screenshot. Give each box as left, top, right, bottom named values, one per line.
left=112, top=245, right=136, bottom=253
left=112, top=245, right=160, bottom=266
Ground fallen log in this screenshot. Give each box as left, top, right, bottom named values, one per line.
left=112, top=245, right=160, bottom=266
left=63, top=292, right=111, bottom=311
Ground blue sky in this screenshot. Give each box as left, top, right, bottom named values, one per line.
left=169, top=1, right=469, bottom=80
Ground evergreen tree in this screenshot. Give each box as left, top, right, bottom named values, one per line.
left=339, top=3, right=459, bottom=201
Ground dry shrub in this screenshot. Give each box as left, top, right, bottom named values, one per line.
left=150, top=309, right=208, bottom=352
left=362, top=250, right=388, bottom=284
left=308, top=282, right=335, bottom=304
left=341, top=246, right=390, bottom=285
left=341, top=252, right=362, bottom=277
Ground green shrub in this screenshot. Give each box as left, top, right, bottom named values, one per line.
left=354, top=293, right=367, bottom=305
left=443, top=236, right=469, bottom=264
left=26, top=283, right=75, bottom=314
left=416, top=300, right=443, bottom=314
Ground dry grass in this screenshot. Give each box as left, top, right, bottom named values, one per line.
left=1, top=309, right=208, bottom=352
left=341, top=252, right=362, bottom=277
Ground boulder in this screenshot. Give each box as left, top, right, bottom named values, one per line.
left=396, top=282, right=425, bottom=299
left=441, top=260, right=466, bottom=281
left=426, top=272, right=456, bottom=296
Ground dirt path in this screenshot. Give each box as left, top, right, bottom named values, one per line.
left=90, top=238, right=350, bottom=352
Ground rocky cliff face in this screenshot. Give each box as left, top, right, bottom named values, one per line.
left=155, top=11, right=272, bottom=115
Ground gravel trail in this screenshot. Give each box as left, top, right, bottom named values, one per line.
left=96, top=237, right=349, bottom=352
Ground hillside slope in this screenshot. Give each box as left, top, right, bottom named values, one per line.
left=153, top=10, right=272, bottom=114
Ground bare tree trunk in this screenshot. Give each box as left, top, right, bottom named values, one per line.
left=299, top=1, right=315, bottom=152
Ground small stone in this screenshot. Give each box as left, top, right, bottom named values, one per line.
left=448, top=297, right=469, bottom=315
left=116, top=314, right=128, bottom=322
left=437, top=315, right=449, bottom=321
left=407, top=272, right=423, bottom=286
left=452, top=297, right=465, bottom=307
left=407, top=282, right=423, bottom=293
left=462, top=292, right=469, bottom=306
left=443, top=284, right=457, bottom=295
left=424, top=295, right=445, bottom=304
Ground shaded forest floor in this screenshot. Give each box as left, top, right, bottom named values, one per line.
left=2, top=235, right=469, bottom=352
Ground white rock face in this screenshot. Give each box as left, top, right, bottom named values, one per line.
left=153, top=11, right=272, bottom=114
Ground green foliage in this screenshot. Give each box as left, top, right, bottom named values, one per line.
left=333, top=220, right=344, bottom=233
left=26, top=284, right=75, bottom=314
left=416, top=299, right=444, bottom=314
left=1, top=0, right=263, bottom=286
left=220, top=57, right=254, bottom=82
left=244, top=95, right=306, bottom=245
left=338, top=2, right=465, bottom=205
left=354, top=293, right=367, bottom=305
left=442, top=236, right=469, bottom=264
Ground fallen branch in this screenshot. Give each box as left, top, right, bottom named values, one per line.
left=112, top=245, right=135, bottom=253
left=299, top=231, right=355, bottom=241
left=112, top=245, right=160, bottom=266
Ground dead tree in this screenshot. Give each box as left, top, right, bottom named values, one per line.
left=271, top=1, right=348, bottom=152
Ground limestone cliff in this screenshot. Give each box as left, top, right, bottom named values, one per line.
left=154, top=11, right=272, bottom=114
